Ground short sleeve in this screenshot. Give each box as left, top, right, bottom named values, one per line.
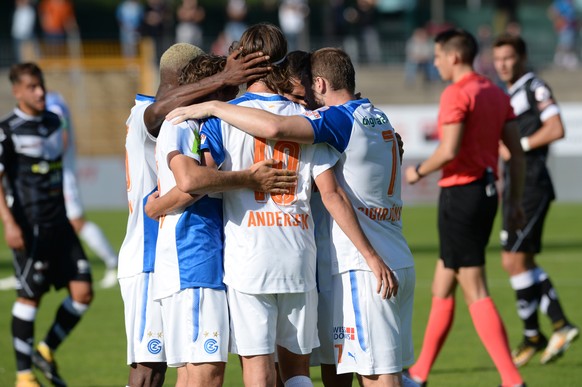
left=303, top=106, right=352, bottom=153
left=438, top=85, right=469, bottom=125
left=310, top=143, right=340, bottom=180
left=158, top=120, right=202, bottom=171
left=200, top=117, right=225, bottom=167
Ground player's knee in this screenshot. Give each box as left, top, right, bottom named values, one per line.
left=71, top=290, right=94, bottom=307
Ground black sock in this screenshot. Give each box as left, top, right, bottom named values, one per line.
left=12, top=302, right=36, bottom=371
left=539, top=273, right=569, bottom=331
left=511, top=270, right=542, bottom=337
left=43, top=297, right=87, bottom=351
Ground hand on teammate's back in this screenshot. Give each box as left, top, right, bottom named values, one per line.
left=248, top=158, right=297, bottom=194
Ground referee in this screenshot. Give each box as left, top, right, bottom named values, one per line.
left=405, top=29, right=526, bottom=387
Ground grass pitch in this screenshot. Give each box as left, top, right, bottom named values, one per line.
left=0, top=204, right=580, bottom=386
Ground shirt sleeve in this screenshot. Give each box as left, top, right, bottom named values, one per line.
left=200, top=117, right=225, bottom=167
left=0, top=128, right=8, bottom=173
left=438, top=85, right=469, bottom=125
left=310, top=143, right=340, bottom=180
left=303, top=106, right=352, bottom=153
left=531, top=79, right=560, bottom=122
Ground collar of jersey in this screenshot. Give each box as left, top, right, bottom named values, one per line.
left=341, top=97, right=371, bottom=114
left=508, top=72, right=534, bottom=95
left=14, top=107, right=42, bottom=122
left=136, top=93, right=155, bottom=102
left=230, top=92, right=289, bottom=105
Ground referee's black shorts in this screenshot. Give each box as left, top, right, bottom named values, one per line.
left=438, top=179, right=498, bottom=269
left=13, top=222, right=92, bottom=299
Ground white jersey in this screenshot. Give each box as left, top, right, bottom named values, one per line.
left=153, top=119, right=224, bottom=301
left=45, top=92, right=76, bottom=174
left=305, top=98, right=414, bottom=273
left=201, top=92, right=339, bottom=294
left=118, top=94, right=158, bottom=279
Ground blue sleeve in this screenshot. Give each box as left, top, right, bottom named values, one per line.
left=200, top=117, right=225, bottom=166
left=303, top=106, right=352, bottom=153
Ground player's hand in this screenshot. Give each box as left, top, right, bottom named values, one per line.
left=366, top=254, right=398, bottom=299
left=166, top=101, right=216, bottom=125
left=145, top=191, right=161, bottom=220
left=506, top=199, right=526, bottom=232
left=4, top=221, right=25, bottom=251
left=395, top=131, right=404, bottom=164
left=223, top=48, right=271, bottom=86
left=405, top=165, right=421, bottom=185
left=248, top=158, right=297, bottom=193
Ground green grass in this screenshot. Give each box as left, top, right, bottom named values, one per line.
left=0, top=205, right=581, bottom=386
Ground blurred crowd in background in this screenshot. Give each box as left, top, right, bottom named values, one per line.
left=5, top=0, right=582, bottom=85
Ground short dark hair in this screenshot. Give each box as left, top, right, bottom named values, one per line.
left=287, top=50, right=310, bottom=80
left=310, top=48, right=356, bottom=94
left=493, top=34, right=527, bottom=58
left=9, top=62, right=44, bottom=85
left=434, top=29, right=479, bottom=64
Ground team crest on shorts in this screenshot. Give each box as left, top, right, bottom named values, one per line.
left=147, top=339, right=163, bottom=354
left=333, top=326, right=355, bottom=340
left=204, top=338, right=219, bottom=354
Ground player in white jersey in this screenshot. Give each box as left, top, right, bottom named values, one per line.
left=167, top=47, right=411, bottom=387
left=119, top=43, right=279, bottom=386
left=152, top=54, right=282, bottom=386
left=179, top=24, right=395, bottom=387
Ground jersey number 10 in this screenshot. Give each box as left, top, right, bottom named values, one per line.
left=253, top=137, right=300, bottom=205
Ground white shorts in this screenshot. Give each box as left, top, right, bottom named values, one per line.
left=119, top=272, right=166, bottom=364
left=227, top=287, right=319, bottom=356
left=63, top=168, right=84, bottom=220
left=332, top=268, right=415, bottom=375
left=159, top=287, right=229, bottom=367
left=310, top=289, right=334, bottom=366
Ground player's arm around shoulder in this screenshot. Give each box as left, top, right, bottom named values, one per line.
left=315, top=169, right=398, bottom=299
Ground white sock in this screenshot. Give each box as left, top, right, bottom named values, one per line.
left=80, top=221, right=118, bottom=269
left=285, top=375, right=313, bottom=387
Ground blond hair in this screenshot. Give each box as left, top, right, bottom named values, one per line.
left=159, top=43, right=204, bottom=82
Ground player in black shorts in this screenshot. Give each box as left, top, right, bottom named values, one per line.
left=493, top=34, right=578, bottom=367
left=0, top=63, right=93, bottom=387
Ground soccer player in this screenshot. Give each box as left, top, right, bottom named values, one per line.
left=403, top=29, right=526, bottom=387
left=45, top=91, right=119, bottom=288
left=119, top=43, right=285, bottom=387
left=167, top=46, right=409, bottom=387
left=492, top=34, right=578, bottom=366
left=152, top=53, right=240, bottom=387
left=0, top=63, right=93, bottom=387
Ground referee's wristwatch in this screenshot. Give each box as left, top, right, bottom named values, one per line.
left=415, top=162, right=425, bottom=179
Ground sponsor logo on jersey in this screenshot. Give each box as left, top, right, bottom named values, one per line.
left=303, top=110, right=322, bottom=120
left=247, top=211, right=309, bottom=230
left=204, top=338, right=219, bottom=354
left=147, top=339, right=163, bottom=354
left=362, top=114, right=389, bottom=128
left=357, top=205, right=402, bottom=222
left=334, top=326, right=355, bottom=340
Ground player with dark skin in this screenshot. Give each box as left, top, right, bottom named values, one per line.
left=129, top=46, right=296, bottom=387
